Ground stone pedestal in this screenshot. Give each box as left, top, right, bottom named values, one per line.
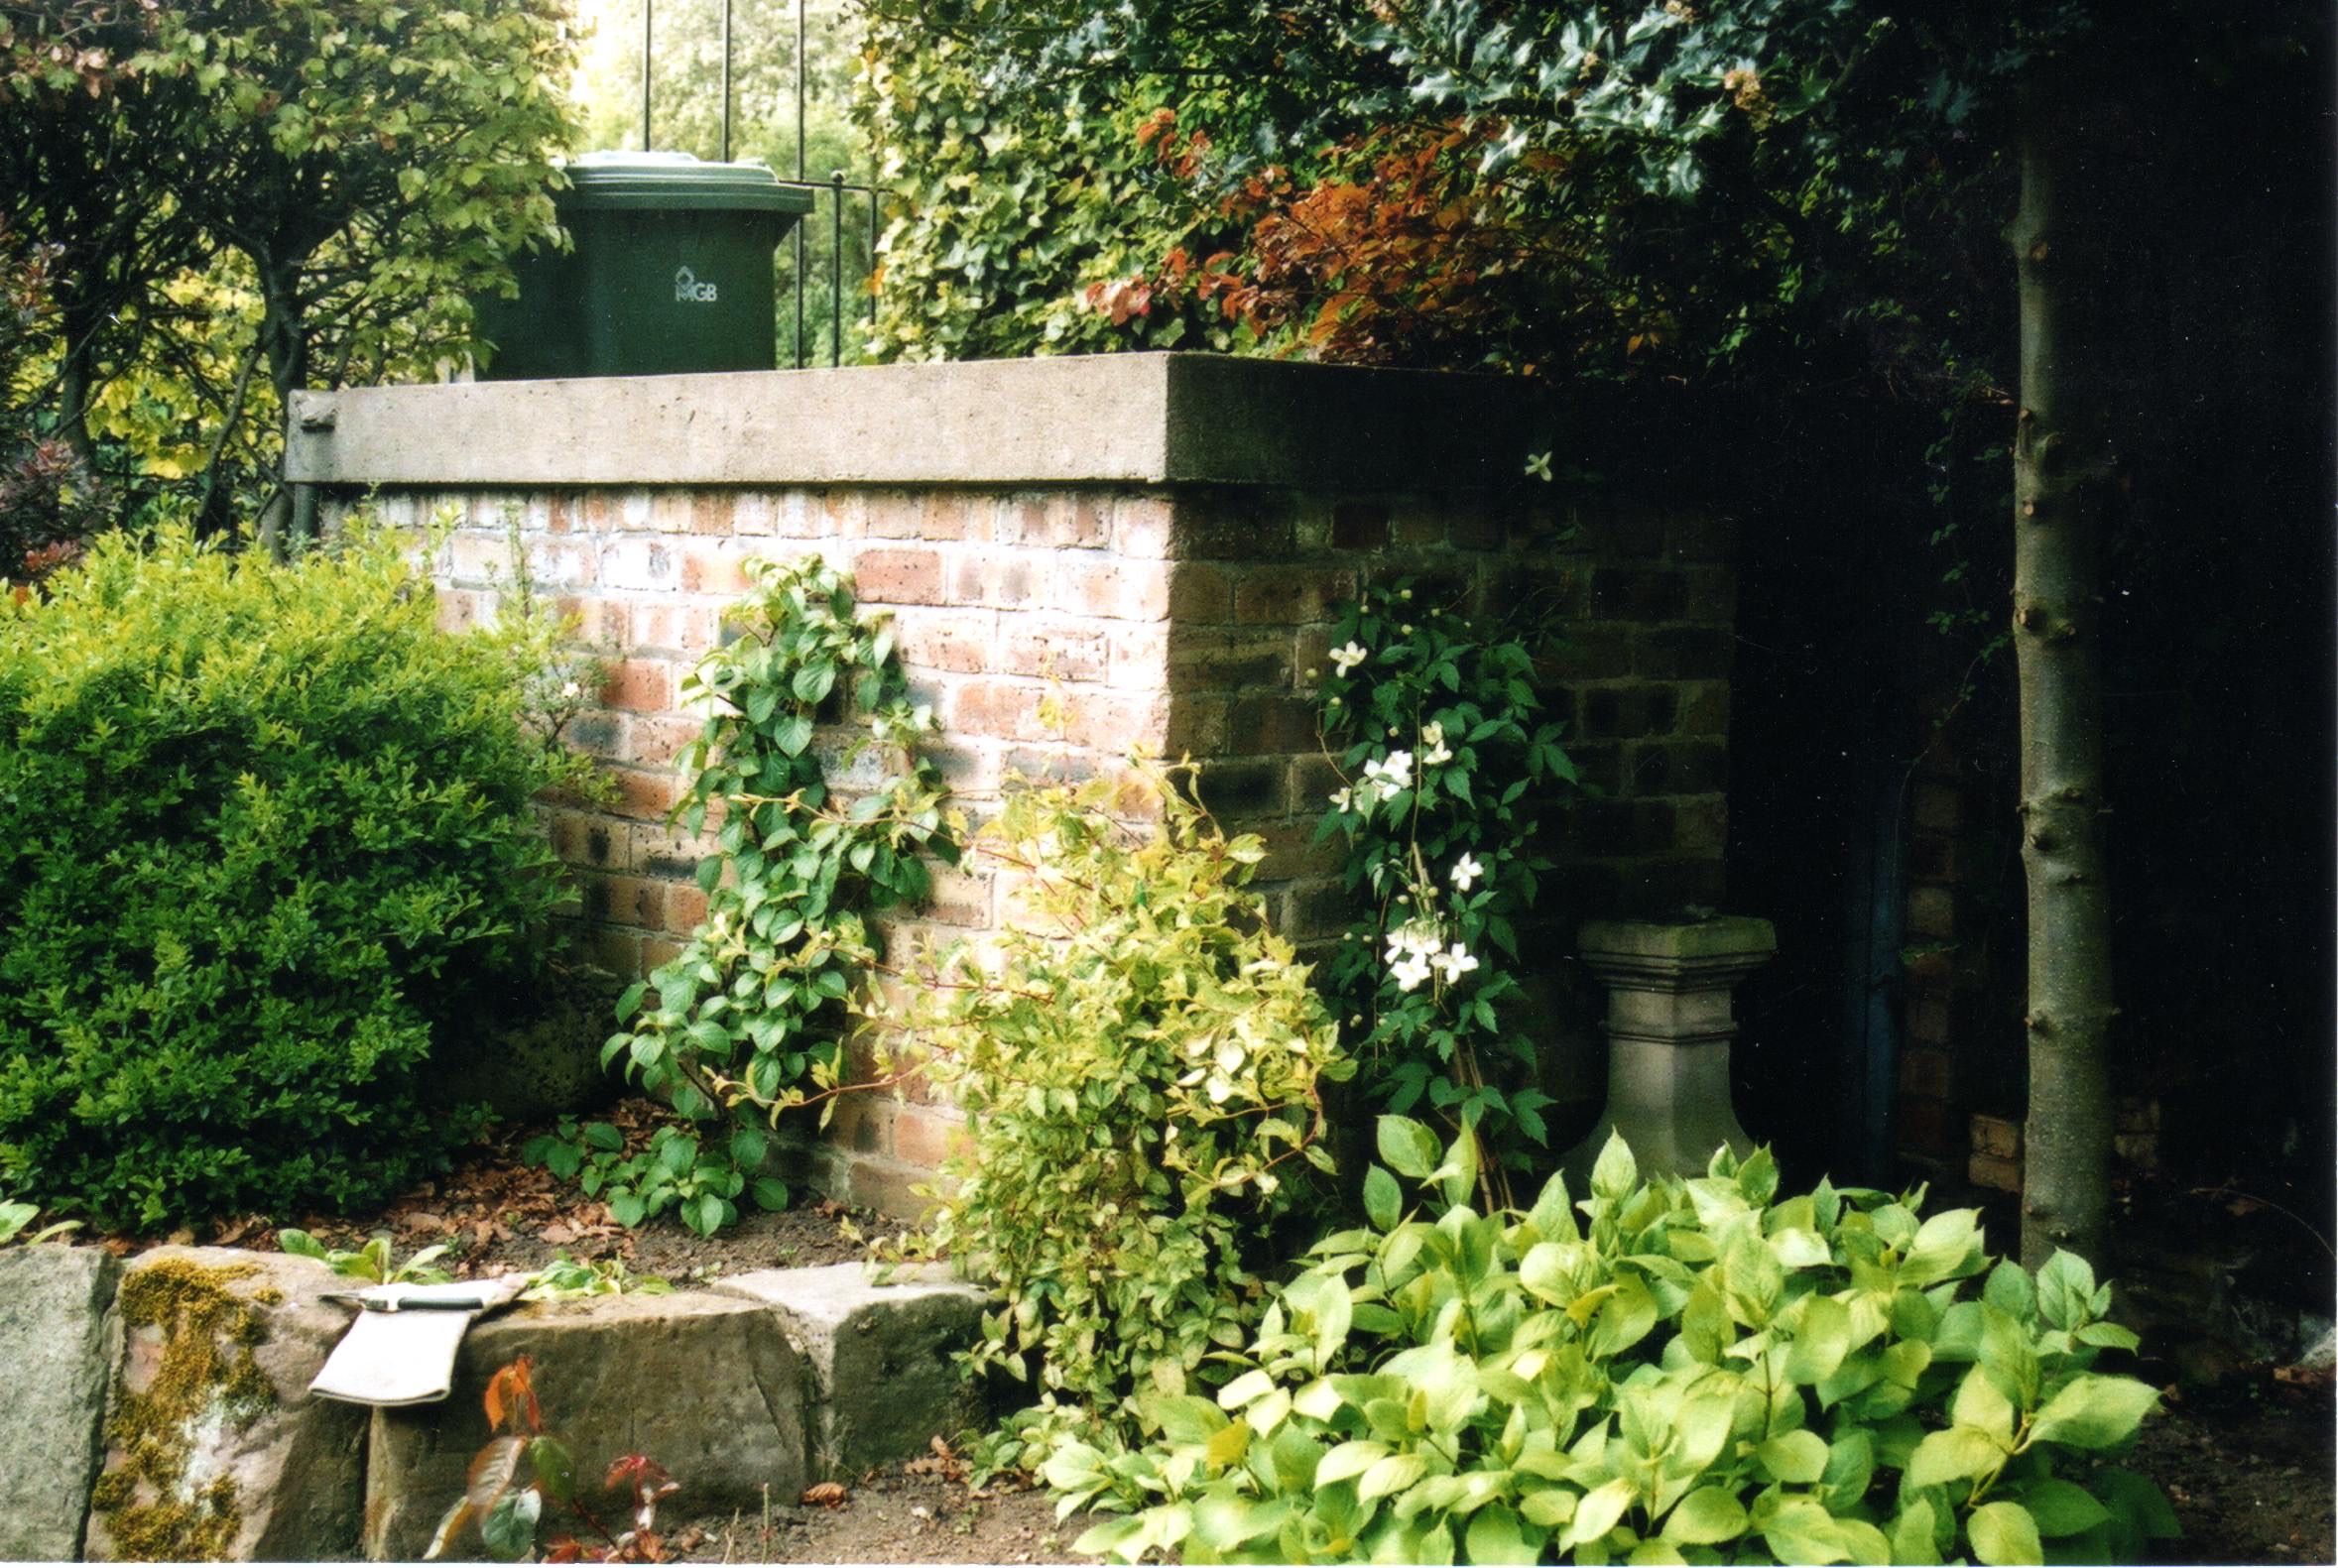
left=1560, top=917, right=1776, bottom=1183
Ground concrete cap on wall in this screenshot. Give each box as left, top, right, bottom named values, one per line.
left=283, top=353, right=1539, bottom=492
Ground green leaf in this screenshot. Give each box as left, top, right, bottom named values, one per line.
left=1760, top=1498, right=1848, bottom=1565
left=1357, top=1452, right=1427, bottom=1502
left=1661, top=1488, right=1748, bottom=1545
left=479, top=1489, right=541, bottom=1560
left=1464, top=1505, right=1533, bottom=1564
left=1590, top=1132, right=1638, bottom=1199
left=2018, top=1479, right=2111, bottom=1537
left=277, top=1229, right=326, bottom=1262
left=1363, top=1164, right=1402, bottom=1231
left=1968, top=1502, right=2043, bottom=1565
left=609, top=1191, right=647, bottom=1227
left=527, top=1436, right=574, bottom=1505
left=1315, top=1440, right=1389, bottom=1487
left=1788, top=1294, right=1853, bottom=1384
left=1758, top=1428, right=1829, bottom=1485
left=2034, top=1251, right=2097, bottom=1331
left=1905, top=1425, right=2004, bottom=1488
left=1567, top=1479, right=1637, bottom=1550
left=2028, top=1375, right=2159, bottom=1449
left=1376, top=1116, right=1440, bottom=1179
left=582, top=1122, right=624, bottom=1152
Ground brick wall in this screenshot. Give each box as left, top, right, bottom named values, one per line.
left=335, top=477, right=1743, bottom=1214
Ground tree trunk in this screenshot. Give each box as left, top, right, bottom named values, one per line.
left=2008, top=83, right=2119, bottom=1269
left=252, top=251, right=310, bottom=557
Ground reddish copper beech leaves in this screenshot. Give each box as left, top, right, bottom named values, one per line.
left=427, top=1356, right=677, bottom=1563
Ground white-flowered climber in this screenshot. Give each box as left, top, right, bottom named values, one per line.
left=1384, top=917, right=1446, bottom=993
left=1420, top=720, right=1453, bottom=767
left=1364, top=750, right=1415, bottom=792
left=1433, top=942, right=1479, bottom=984
left=1451, top=852, right=1485, bottom=892
left=1329, top=640, right=1370, bottom=675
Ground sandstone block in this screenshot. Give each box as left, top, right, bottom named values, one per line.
left=714, top=1263, right=989, bottom=1478
left=0, top=1245, right=118, bottom=1562
left=363, top=1290, right=806, bottom=1561
left=84, top=1247, right=364, bottom=1563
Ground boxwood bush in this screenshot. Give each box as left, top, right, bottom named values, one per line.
left=0, top=524, right=596, bottom=1227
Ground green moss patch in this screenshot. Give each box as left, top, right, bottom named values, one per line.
left=93, top=1259, right=276, bottom=1562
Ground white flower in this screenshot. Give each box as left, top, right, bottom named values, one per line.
left=1330, top=786, right=1353, bottom=812
left=1364, top=750, right=1414, bottom=791
left=559, top=679, right=582, bottom=701
left=1392, top=954, right=1432, bottom=993
left=1451, top=853, right=1485, bottom=892
left=1525, top=450, right=1553, bottom=481
left=1420, top=721, right=1452, bottom=767
left=1329, top=641, right=1370, bottom=675
left=1434, top=943, right=1480, bottom=984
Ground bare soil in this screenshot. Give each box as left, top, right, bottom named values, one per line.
left=2131, top=1375, right=2337, bottom=1564
left=99, top=1097, right=899, bottom=1286
left=666, top=1447, right=1098, bottom=1565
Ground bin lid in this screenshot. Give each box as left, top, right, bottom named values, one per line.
left=557, top=151, right=814, bottom=215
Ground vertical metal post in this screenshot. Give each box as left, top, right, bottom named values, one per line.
left=719, top=0, right=732, bottom=163
left=867, top=188, right=879, bottom=326
left=639, top=0, right=652, bottom=150
left=792, top=0, right=806, bottom=367
left=830, top=172, right=845, bottom=365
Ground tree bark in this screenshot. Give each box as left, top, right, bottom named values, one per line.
left=2009, top=82, right=2119, bottom=1268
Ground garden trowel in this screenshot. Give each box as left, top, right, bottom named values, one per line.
left=308, top=1276, right=528, bottom=1406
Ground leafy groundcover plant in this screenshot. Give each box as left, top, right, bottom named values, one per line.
left=0, top=524, right=596, bottom=1227
left=1053, top=1121, right=2175, bottom=1566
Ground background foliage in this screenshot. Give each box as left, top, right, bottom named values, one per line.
left=0, top=523, right=595, bottom=1226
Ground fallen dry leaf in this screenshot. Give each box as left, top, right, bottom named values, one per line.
left=800, top=1483, right=848, bottom=1508
left=541, top=1221, right=577, bottom=1246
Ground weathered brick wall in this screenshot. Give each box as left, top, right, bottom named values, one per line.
left=337, top=475, right=1741, bottom=1213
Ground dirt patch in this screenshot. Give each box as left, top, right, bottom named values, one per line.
left=96, top=1098, right=904, bottom=1287
left=2131, top=1375, right=2335, bottom=1564
left=668, top=1458, right=1097, bottom=1565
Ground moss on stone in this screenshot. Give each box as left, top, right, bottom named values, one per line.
left=94, top=1259, right=275, bottom=1562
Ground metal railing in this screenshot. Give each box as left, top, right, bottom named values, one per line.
left=638, top=0, right=879, bottom=367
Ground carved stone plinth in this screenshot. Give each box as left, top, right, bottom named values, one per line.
left=1560, top=917, right=1776, bottom=1183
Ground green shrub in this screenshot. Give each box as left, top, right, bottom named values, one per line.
left=882, top=763, right=1351, bottom=1413
left=0, top=523, right=596, bottom=1227
left=1053, top=1121, right=2177, bottom=1565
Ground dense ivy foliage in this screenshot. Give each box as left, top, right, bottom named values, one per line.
left=0, top=525, right=595, bottom=1227
left=577, top=555, right=956, bottom=1234
left=881, top=765, right=1351, bottom=1412
left=853, top=8, right=1243, bottom=362
left=1056, top=1120, right=2177, bottom=1565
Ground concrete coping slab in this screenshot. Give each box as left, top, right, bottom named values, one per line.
left=285, top=353, right=1538, bottom=493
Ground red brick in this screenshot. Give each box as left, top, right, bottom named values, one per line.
left=1969, top=1114, right=2023, bottom=1159
left=862, top=492, right=927, bottom=540
left=588, top=926, right=644, bottom=978
left=554, top=593, right=628, bottom=645
left=1066, top=691, right=1169, bottom=754
left=1907, top=996, right=1952, bottom=1045
left=1167, top=562, right=1233, bottom=623
left=824, top=1094, right=895, bottom=1158
left=648, top=493, right=696, bottom=535
left=949, top=679, right=1049, bottom=742
left=1907, top=885, right=1957, bottom=940
left=1250, top=819, right=1346, bottom=882
left=663, top=883, right=709, bottom=934
left=601, top=658, right=676, bottom=714
left=1000, top=620, right=1108, bottom=682
left=918, top=494, right=987, bottom=543
left=608, top=768, right=684, bottom=820
left=922, top=866, right=995, bottom=928
left=584, top=873, right=667, bottom=929
left=1968, top=1152, right=2022, bottom=1192
left=1111, top=494, right=1175, bottom=558
left=893, top=1106, right=969, bottom=1170
left=678, top=541, right=754, bottom=596
left=626, top=599, right=720, bottom=656
left=1104, top=623, right=1170, bottom=689
left=627, top=714, right=701, bottom=768
left=890, top=607, right=995, bottom=674
left=551, top=810, right=626, bottom=871
left=641, top=937, right=684, bottom=971
left=1233, top=567, right=1355, bottom=627
left=1169, top=629, right=1293, bottom=693
left=687, top=493, right=735, bottom=537
left=1331, top=502, right=1391, bottom=551
left=1448, top=509, right=1504, bottom=552
left=1898, top=1046, right=1953, bottom=1099
left=601, top=539, right=677, bottom=592
left=1391, top=508, right=1446, bottom=548
left=1052, top=556, right=1169, bottom=622
left=1224, top=694, right=1320, bottom=756
left=1913, top=784, right=1962, bottom=831
left=726, top=493, right=778, bottom=537
left=999, top=494, right=1108, bottom=549
left=435, top=588, right=488, bottom=634
left=855, top=545, right=946, bottom=605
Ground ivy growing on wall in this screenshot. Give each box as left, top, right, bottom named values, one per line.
left=534, top=555, right=957, bottom=1235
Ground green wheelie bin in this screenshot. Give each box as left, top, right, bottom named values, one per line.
left=474, top=151, right=812, bottom=380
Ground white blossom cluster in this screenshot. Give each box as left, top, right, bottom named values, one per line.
left=1384, top=918, right=1479, bottom=993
